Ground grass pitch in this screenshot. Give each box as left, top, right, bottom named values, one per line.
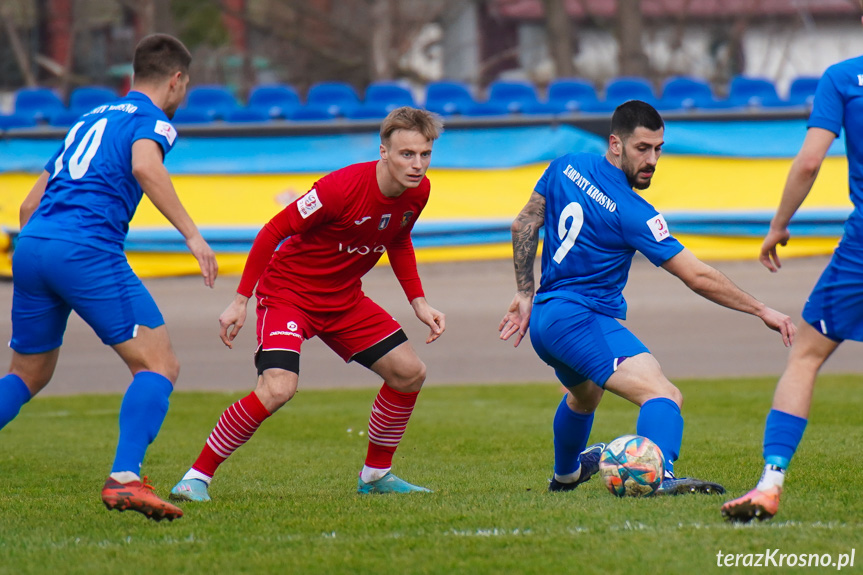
left=1, top=376, right=861, bottom=574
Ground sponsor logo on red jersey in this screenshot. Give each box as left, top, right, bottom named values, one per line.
left=297, top=188, right=322, bottom=219
left=338, top=243, right=387, bottom=255
left=400, top=211, right=414, bottom=228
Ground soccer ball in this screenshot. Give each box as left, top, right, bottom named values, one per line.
left=599, top=434, right=665, bottom=497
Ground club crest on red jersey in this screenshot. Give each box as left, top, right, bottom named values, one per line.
left=400, top=211, right=414, bottom=228
left=378, top=213, right=391, bottom=230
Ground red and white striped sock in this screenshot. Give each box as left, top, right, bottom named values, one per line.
left=363, top=383, right=419, bottom=479
left=189, top=391, right=271, bottom=480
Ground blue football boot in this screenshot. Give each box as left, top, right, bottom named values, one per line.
left=169, top=478, right=212, bottom=502
left=357, top=472, right=432, bottom=494
left=548, top=442, right=606, bottom=492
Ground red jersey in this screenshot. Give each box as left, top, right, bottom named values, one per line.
left=237, top=161, right=428, bottom=311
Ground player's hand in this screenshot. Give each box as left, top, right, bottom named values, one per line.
left=411, top=297, right=445, bottom=343
left=219, top=294, right=249, bottom=348
left=499, top=292, right=533, bottom=347
left=757, top=306, right=797, bottom=347
left=187, top=233, right=219, bottom=288
left=759, top=227, right=791, bottom=273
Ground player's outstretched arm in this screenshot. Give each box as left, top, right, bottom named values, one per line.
left=662, top=248, right=796, bottom=347
left=219, top=293, right=249, bottom=348
left=500, top=191, right=545, bottom=347
left=760, top=127, right=835, bottom=272
left=411, top=297, right=445, bottom=343
left=131, top=138, right=218, bottom=287
left=20, top=170, right=49, bottom=227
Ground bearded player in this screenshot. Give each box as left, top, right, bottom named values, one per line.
left=170, top=107, right=445, bottom=501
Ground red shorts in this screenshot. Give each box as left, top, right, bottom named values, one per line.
left=255, top=294, right=403, bottom=362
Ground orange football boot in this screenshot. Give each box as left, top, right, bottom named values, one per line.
left=101, top=476, right=184, bottom=522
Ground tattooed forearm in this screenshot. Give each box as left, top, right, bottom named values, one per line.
left=511, top=192, right=546, bottom=296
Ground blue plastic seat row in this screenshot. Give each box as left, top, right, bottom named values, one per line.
left=2, top=75, right=821, bottom=128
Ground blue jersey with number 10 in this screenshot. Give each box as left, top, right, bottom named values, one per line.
left=20, top=91, right=177, bottom=254
left=534, top=152, right=684, bottom=319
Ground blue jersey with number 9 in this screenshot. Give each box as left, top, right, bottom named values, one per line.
left=20, top=91, right=177, bottom=254
left=534, top=152, right=684, bottom=319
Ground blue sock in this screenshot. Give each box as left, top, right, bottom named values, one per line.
left=553, top=394, right=595, bottom=476
left=636, top=397, right=683, bottom=475
left=111, top=371, right=173, bottom=475
left=0, top=374, right=32, bottom=431
left=763, top=409, right=808, bottom=469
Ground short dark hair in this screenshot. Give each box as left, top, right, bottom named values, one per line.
left=133, top=34, right=192, bottom=83
left=380, top=106, right=443, bottom=144
left=610, top=100, right=664, bottom=139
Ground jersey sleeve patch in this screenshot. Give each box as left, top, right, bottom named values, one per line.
left=297, top=188, right=323, bottom=219
left=646, top=214, right=671, bottom=242
left=154, top=120, right=177, bottom=146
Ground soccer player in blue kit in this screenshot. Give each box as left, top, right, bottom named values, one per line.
left=723, top=3, right=863, bottom=522
left=0, top=34, right=217, bottom=521
left=499, top=100, right=796, bottom=495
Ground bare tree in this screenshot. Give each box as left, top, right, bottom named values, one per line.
left=617, top=0, right=649, bottom=77
left=541, top=0, right=574, bottom=78
left=370, top=0, right=394, bottom=81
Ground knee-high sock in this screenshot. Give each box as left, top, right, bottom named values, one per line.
left=553, top=394, right=594, bottom=476
left=111, top=371, right=173, bottom=474
left=636, top=397, right=683, bottom=475
left=763, top=409, right=807, bottom=469
left=191, top=391, right=271, bottom=479
left=0, top=374, right=31, bottom=431
left=364, top=383, right=419, bottom=470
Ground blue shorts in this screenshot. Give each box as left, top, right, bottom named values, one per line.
left=10, top=237, right=164, bottom=353
left=529, top=297, right=649, bottom=388
left=802, top=243, right=863, bottom=342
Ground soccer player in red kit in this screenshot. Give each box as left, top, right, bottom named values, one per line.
left=170, top=107, right=445, bottom=500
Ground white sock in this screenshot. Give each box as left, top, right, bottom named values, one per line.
left=554, top=463, right=582, bottom=484
left=360, top=465, right=390, bottom=483
left=756, top=464, right=785, bottom=491
left=182, top=468, right=213, bottom=485
left=110, top=471, right=141, bottom=484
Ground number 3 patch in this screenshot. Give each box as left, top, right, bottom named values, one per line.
left=646, top=214, right=670, bottom=241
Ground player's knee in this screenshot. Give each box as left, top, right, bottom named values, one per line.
left=566, top=384, right=602, bottom=414
left=160, top=354, right=181, bottom=384
left=661, top=383, right=683, bottom=408
left=258, top=370, right=298, bottom=409
left=389, top=359, right=426, bottom=392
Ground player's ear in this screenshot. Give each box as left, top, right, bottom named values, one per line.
left=379, top=143, right=388, bottom=162
left=609, top=134, right=622, bottom=156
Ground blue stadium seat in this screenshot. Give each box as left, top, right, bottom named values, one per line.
left=534, top=78, right=599, bottom=113
left=0, top=113, right=37, bottom=130
left=485, top=80, right=540, bottom=113
left=69, top=86, right=118, bottom=115
left=288, top=105, right=337, bottom=121
left=346, top=82, right=416, bottom=119
left=786, top=76, right=820, bottom=107
left=247, top=84, right=301, bottom=119
left=171, top=107, right=214, bottom=124
left=184, top=85, right=239, bottom=120
left=423, top=80, right=476, bottom=116
left=606, top=76, right=657, bottom=108
left=306, top=81, right=361, bottom=117
left=224, top=107, right=273, bottom=123
left=656, top=76, right=720, bottom=110
left=14, top=87, right=66, bottom=123
left=725, top=76, right=786, bottom=108
left=49, top=110, right=84, bottom=127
